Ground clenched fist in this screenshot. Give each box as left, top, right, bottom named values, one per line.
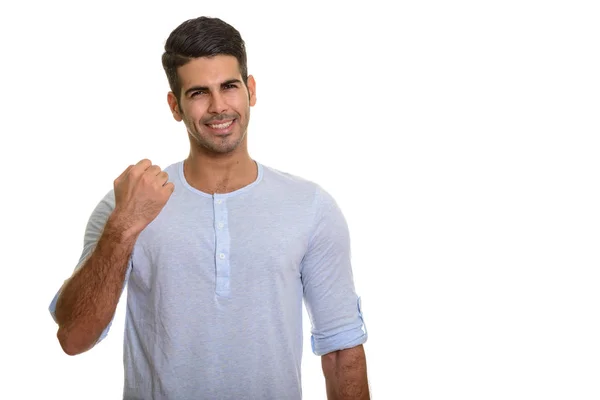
left=111, top=159, right=174, bottom=235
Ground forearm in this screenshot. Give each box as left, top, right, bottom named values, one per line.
left=55, top=213, right=138, bottom=355
left=322, top=345, right=370, bottom=400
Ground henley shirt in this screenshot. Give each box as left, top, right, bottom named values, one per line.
left=49, top=160, right=367, bottom=399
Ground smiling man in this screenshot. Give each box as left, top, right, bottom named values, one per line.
left=49, top=16, right=369, bottom=400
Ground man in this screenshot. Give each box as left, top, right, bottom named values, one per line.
left=49, top=16, right=369, bottom=399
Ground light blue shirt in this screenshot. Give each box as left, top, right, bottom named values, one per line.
left=49, top=160, right=367, bottom=399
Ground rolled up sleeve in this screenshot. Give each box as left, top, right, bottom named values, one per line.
left=301, top=186, right=368, bottom=356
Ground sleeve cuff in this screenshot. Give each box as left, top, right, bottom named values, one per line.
left=311, top=326, right=368, bottom=356
left=48, top=289, right=60, bottom=323
left=311, top=296, right=368, bottom=356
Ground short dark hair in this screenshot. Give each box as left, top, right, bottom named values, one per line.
left=162, top=16, right=248, bottom=102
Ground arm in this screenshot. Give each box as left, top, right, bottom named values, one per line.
left=55, top=212, right=138, bottom=356
left=300, top=186, right=369, bottom=397
left=322, top=345, right=370, bottom=400
left=52, top=159, right=174, bottom=355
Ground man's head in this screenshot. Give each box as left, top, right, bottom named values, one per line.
left=162, top=17, right=256, bottom=155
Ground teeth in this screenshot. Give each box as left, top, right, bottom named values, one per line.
left=209, top=120, right=233, bottom=129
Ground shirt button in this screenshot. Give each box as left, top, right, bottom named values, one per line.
left=218, top=222, right=224, bottom=229
left=216, top=199, right=222, bottom=204
left=219, top=253, right=226, bottom=259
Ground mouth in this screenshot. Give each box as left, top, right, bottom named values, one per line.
left=205, top=119, right=236, bottom=135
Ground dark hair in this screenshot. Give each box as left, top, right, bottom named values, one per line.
left=162, top=16, right=248, bottom=102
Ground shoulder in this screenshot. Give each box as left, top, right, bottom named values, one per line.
left=257, top=163, right=344, bottom=225
left=259, top=163, right=325, bottom=198
left=161, top=160, right=182, bottom=178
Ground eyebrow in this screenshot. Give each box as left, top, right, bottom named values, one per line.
left=184, top=79, right=243, bottom=96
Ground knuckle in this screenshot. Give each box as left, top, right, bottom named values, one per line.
left=130, top=168, right=142, bottom=178
left=141, top=172, right=153, bottom=183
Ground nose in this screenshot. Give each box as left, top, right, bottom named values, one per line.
left=208, top=92, right=227, bottom=114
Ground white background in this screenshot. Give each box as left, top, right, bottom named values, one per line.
left=1, top=0, right=599, bottom=399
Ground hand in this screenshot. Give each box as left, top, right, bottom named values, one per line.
left=111, top=159, right=174, bottom=235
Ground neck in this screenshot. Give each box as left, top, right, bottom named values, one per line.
left=183, top=147, right=257, bottom=195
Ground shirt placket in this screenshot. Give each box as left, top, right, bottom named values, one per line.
left=213, top=195, right=231, bottom=296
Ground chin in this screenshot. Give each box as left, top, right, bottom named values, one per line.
left=209, top=139, right=243, bottom=154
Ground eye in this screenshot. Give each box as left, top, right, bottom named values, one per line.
left=191, top=90, right=207, bottom=97
left=223, top=84, right=238, bottom=90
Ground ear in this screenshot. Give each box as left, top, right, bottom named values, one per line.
left=167, top=92, right=183, bottom=121
left=247, top=75, right=257, bottom=107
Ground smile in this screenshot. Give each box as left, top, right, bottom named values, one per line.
left=208, top=120, right=234, bottom=129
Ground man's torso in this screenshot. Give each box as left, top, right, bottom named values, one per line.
left=121, top=161, right=317, bottom=399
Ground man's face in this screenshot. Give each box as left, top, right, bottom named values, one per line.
left=168, top=55, right=256, bottom=155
